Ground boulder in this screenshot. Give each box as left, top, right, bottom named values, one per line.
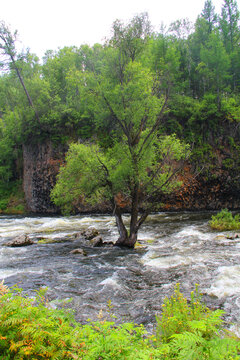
left=70, top=248, right=87, bottom=256
left=90, top=235, right=103, bottom=247
left=81, top=228, right=100, bottom=240
left=226, top=233, right=240, bottom=240
left=5, top=234, right=35, bottom=247
left=73, top=232, right=83, bottom=239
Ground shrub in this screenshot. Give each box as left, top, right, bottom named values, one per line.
left=156, top=284, right=240, bottom=359
left=0, top=283, right=239, bottom=359
left=209, top=209, right=240, bottom=231
left=0, top=180, right=26, bottom=214
left=0, top=285, right=161, bottom=359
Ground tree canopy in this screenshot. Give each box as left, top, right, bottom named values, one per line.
left=52, top=14, right=190, bottom=247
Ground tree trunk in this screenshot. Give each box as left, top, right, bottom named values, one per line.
left=114, top=206, right=129, bottom=245
left=114, top=225, right=138, bottom=248
left=114, top=184, right=140, bottom=248
left=10, top=55, right=40, bottom=124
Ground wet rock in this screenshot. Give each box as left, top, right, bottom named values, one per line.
left=81, top=228, right=100, bottom=240
left=37, top=237, right=69, bottom=244
left=90, top=235, right=103, bottom=247
left=73, top=232, right=83, bottom=239
left=5, top=234, right=35, bottom=247
left=105, top=241, right=115, bottom=246
left=70, top=248, right=87, bottom=256
left=214, top=235, right=226, bottom=240
left=214, top=233, right=240, bottom=241
left=226, top=233, right=240, bottom=240
left=73, top=228, right=113, bottom=247
left=134, top=241, right=147, bottom=250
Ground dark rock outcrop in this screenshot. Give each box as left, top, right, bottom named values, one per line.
left=23, top=141, right=67, bottom=213
left=22, top=142, right=240, bottom=214
left=159, top=170, right=240, bottom=211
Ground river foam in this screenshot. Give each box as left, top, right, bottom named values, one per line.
left=207, top=265, right=240, bottom=298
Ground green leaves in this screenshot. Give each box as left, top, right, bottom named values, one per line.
left=209, top=209, right=240, bottom=230
left=51, top=132, right=189, bottom=215
left=0, top=285, right=239, bottom=359
left=155, top=284, right=240, bottom=360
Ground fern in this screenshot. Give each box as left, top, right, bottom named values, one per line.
left=0, top=284, right=239, bottom=359
left=170, top=331, right=240, bottom=360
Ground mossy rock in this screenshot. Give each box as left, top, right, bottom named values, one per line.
left=38, top=237, right=67, bottom=244
left=214, top=235, right=227, bottom=240
left=134, top=242, right=147, bottom=249
left=146, top=239, right=155, bottom=244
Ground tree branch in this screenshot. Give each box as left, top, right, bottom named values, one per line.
left=102, top=92, right=130, bottom=140
left=137, top=89, right=169, bottom=159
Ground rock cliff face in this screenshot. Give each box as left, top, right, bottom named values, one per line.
left=23, top=142, right=67, bottom=213
left=160, top=174, right=240, bottom=211
left=22, top=142, right=240, bottom=214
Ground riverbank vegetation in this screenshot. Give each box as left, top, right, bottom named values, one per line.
left=0, top=0, right=240, bottom=219
left=0, top=282, right=239, bottom=359
left=209, top=208, right=240, bottom=230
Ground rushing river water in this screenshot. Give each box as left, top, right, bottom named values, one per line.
left=0, top=212, right=240, bottom=333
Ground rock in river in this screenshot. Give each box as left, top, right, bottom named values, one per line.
left=70, top=248, right=87, bottom=256
left=80, top=228, right=100, bottom=240
left=90, top=235, right=103, bottom=247
left=5, top=234, right=35, bottom=247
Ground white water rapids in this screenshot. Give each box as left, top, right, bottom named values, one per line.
left=0, top=212, right=240, bottom=333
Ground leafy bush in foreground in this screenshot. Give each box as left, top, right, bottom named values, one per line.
left=0, top=282, right=239, bottom=359
left=156, top=283, right=240, bottom=359
left=209, top=209, right=240, bottom=231
left=0, top=285, right=159, bottom=359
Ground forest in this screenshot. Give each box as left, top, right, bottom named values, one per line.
left=0, top=0, right=240, bottom=245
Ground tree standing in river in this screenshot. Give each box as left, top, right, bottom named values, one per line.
left=51, top=14, right=190, bottom=248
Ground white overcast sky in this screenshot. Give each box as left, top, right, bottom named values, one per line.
left=2, top=0, right=228, bottom=59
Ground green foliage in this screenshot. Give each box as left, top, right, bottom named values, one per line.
left=209, top=208, right=240, bottom=230
left=0, top=286, right=79, bottom=359
left=1, top=4, right=240, bottom=214
left=156, top=283, right=240, bottom=359
left=156, top=283, right=214, bottom=343
left=51, top=135, right=189, bottom=215
left=198, top=29, right=230, bottom=98
left=0, top=286, right=161, bottom=359
left=0, top=284, right=239, bottom=359
left=51, top=143, right=109, bottom=213
left=0, top=181, right=25, bottom=213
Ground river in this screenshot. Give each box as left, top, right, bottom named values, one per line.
left=0, top=211, right=240, bottom=333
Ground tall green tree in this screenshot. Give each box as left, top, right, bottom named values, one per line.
left=52, top=15, right=190, bottom=247
left=201, top=0, right=218, bottom=33
left=168, top=19, right=193, bottom=95
left=219, top=0, right=240, bottom=53
left=0, top=21, right=40, bottom=124
left=198, top=29, right=230, bottom=106
left=219, top=0, right=240, bottom=90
